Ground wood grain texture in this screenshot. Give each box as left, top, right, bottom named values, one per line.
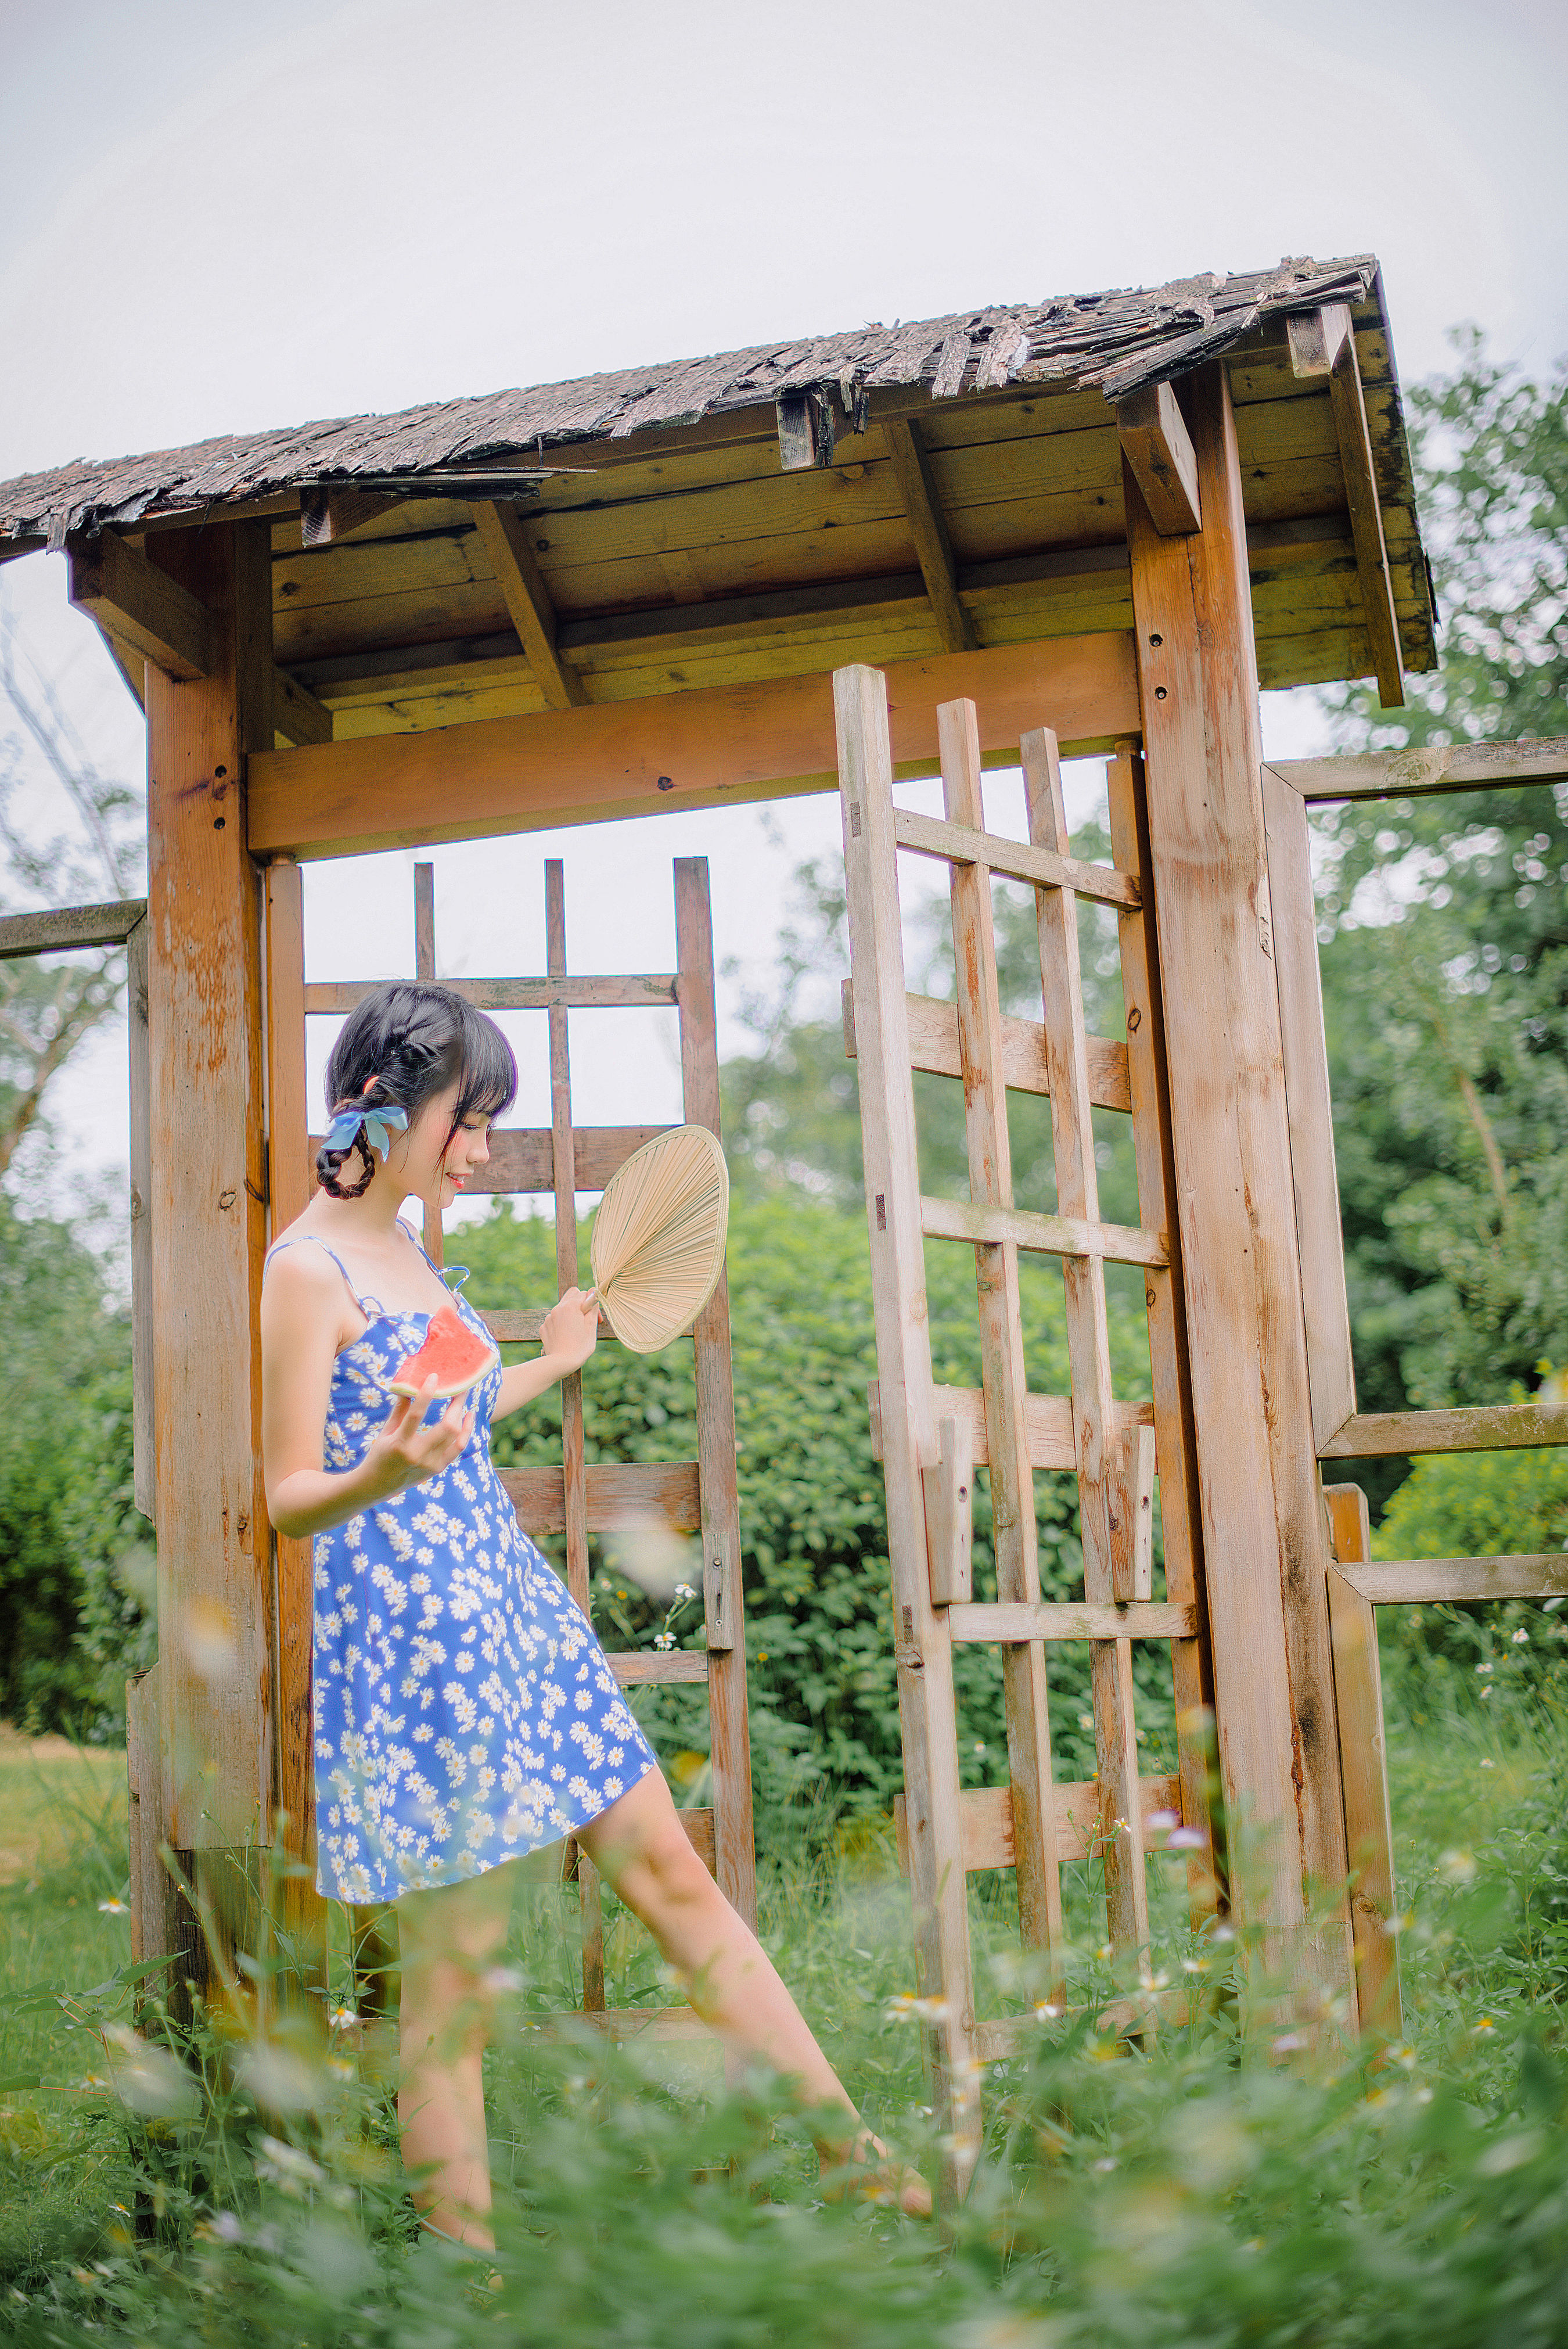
left=304, top=973, right=676, bottom=1012
left=0, top=897, right=147, bottom=957
left=498, top=1460, right=702, bottom=1535
left=939, top=697, right=1063, bottom=1964
left=1125, top=365, right=1353, bottom=1994
left=920, top=1191, right=1168, bottom=1269
left=273, top=669, right=333, bottom=747
left=948, top=1601, right=1197, bottom=1643
left=1318, top=1402, right=1568, bottom=1456
left=893, top=803, right=1140, bottom=910
left=674, top=857, right=756, bottom=1926
left=842, top=979, right=1131, bottom=1112
left=470, top=499, right=588, bottom=710
left=127, top=917, right=154, bottom=1521
left=883, top=417, right=977, bottom=653
left=1338, top=1555, right=1568, bottom=1604
left=127, top=1668, right=177, bottom=1978
left=248, top=635, right=1142, bottom=859
left=1269, top=738, right=1568, bottom=802
left=307, top=1122, right=665, bottom=1198
left=894, top=1772, right=1183, bottom=1874
left=69, top=531, right=215, bottom=680
left=1322, top=1485, right=1402, bottom=2039
left=867, top=1378, right=1152, bottom=1471
left=836, top=662, right=979, bottom=2194
left=1116, top=383, right=1201, bottom=536
left=145, top=519, right=274, bottom=1852
left=1261, top=764, right=1357, bottom=1449
left=922, top=1415, right=974, bottom=1607
left=1106, top=745, right=1215, bottom=1906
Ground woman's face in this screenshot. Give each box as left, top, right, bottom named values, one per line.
left=396, top=1080, right=492, bottom=1211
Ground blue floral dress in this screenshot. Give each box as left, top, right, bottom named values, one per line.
left=264, top=1226, right=657, bottom=1905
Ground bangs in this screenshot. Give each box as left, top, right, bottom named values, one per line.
left=454, top=1001, right=518, bottom=1122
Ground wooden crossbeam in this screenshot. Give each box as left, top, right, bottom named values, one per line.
left=497, top=1460, right=703, bottom=1535
left=247, top=636, right=1142, bottom=860
left=303, top=975, right=676, bottom=1012
left=1320, top=1402, right=1568, bottom=1456
left=882, top=418, right=978, bottom=654
left=306, top=1123, right=661, bottom=1197
left=892, top=805, right=1141, bottom=910
left=920, top=1192, right=1168, bottom=1269
left=1115, top=383, right=1201, bottom=536
left=1268, top=738, right=1568, bottom=803
left=609, top=1650, right=711, bottom=1686
left=866, top=1379, right=1151, bottom=1472
left=470, top=498, right=588, bottom=710
left=274, top=668, right=333, bottom=746
left=1336, top=1554, right=1568, bottom=1605
left=948, top=1601, right=1197, bottom=1643
left=894, top=1773, right=1183, bottom=1875
left=0, top=897, right=147, bottom=958
left=68, top=533, right=214, bottom=681
left=841, top=980, right=1132, bottom=1112
left=1288, top=306, right=1403, bottom=708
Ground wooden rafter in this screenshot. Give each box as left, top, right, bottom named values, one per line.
left=1115, top=382, right=1201, bottom=536
left=882, top=418, right=977, bottom=653
left=1288, top=304, right=1403, bottom=708
left=69, top=532, right=214, bottom=681
left=470, top=498, right=587, bottom=710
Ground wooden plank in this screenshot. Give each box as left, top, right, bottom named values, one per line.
left=843, top=982, right=1131, bottom=1114
left=920, top=1192, right=1168, bottom=1270
left=470, top=499, right=588, bottom=710
left=609, top=1651, right=710, bottom=1686
left=0, top=897, right=148, bottom=957
left=892, top=804, right=1140, bottom=910
left=304, top=974, right=676, bottom=1012
left=868, top=1378, right=1152, bottom=1471
left=127, top=917, right=154, bottom=1522
left=1125, top=365, right=1354, bottom=1993
left=948, top=1601, right=1197, bottom=1643
left=127, top=1667, right=179, bottom=1977
left=836, top=662, right=979, bottom=2197
left=1116, top=383, right=1202, bottom=536
left=1122, top=1422, right=1156, bottom=1603
left=273, top=668, right=333, bottom=747
left=248, top=635, right=1142, bottom=860
left=923, top=1415, right=974, bottom=1605
left=308, top=1123, right=664, bottom=1197
left=674, top=856, right=756, bottom=1927
left=413, top=863, right=440, bottom=1265
left=480, top=1303, right=612, bottom=1344
left=1339, top=1555, right=1568, bottom=1605
left=1105, top=745, right=1213, bottom=1900
left=145, top=520, right=274, bottom=1850
left=1286, top=307, right=1401, bottom=707
left=1320, top=1403, right=1568, bottom=1457
left=1322, top=1485, right=1402, bottom=2039
left=1019, top=719, right=1146, bottom=1955
left=1261, top=763, right=1356, bottom=1449
left=1269, top=738, right=1568, bottom=803
left=499, top=1460, right=703, bottom=1535
left=894, top=1772, right=1183, bottom=1874
left=938, top=696, right=1063, bottom=1968
left=69, top=531, right=215, bottom=681
left=883, top=418, right=977, bottom=653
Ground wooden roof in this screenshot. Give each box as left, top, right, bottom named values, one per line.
left=0, top=254, right=1434, bottom=741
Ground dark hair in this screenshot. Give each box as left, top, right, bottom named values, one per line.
left=316, top=981, right=517, bottom=1199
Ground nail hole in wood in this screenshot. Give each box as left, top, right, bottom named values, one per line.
left=656, top=775, right=674, bottom=792
left=1155, top=686, right=1167, bottom=701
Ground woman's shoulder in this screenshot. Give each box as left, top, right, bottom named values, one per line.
left=264, top=1228, right=347, bottom=1302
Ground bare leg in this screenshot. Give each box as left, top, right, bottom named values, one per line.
left=396, top=1863, right=516, bottom=2249
left=579, top=1765, right=930, bottom=2212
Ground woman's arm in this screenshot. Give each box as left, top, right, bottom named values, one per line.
left=260, top=1247, right=474, bottom=1540
left=492, top=1288, right=600, bottom=1421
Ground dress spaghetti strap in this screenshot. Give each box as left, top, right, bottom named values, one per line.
left=264, top=1233, right=384, bottom=1318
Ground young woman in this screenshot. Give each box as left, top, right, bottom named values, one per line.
left=260, top=980, right=926, bottom=2248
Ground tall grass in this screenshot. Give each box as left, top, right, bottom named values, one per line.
left=2, top=1662, right=1566, bottom=2346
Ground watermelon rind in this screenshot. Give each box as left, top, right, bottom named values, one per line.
left=383, top=1306, right=498, bottom=1402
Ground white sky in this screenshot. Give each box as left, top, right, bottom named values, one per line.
left=2, top=0, right=1564, bottom=1235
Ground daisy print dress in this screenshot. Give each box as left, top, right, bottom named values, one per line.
left=265, top=1227, right=657, bottom=1905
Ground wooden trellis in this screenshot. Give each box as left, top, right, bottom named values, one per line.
left=836, top=665, right=1214, bottom=2184
left=255, top=849, right=754, bottom=2024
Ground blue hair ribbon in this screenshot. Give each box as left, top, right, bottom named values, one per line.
left=323, top=1102, right=409, bottom=1162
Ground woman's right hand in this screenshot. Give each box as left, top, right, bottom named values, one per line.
left=361, top=1378, right=474, bottom=1501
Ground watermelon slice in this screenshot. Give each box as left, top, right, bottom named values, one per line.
left=385, top=1306, right=498, bottom=1400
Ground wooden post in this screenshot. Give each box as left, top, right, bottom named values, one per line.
left=413, top=862, right=443, bottom=1267
left=145, top=521, right=274, bottom=1912
left=674, top=859, right=757, bottom=1928
left=1322, top=1484, right=1402, bottom=2039
left=1124, top=366, right=1354, bottom=2001
left=127, top=916, right=155, bottom=1522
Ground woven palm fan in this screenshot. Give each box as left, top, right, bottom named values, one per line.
left=588, top=1125, right=729, bottom=1354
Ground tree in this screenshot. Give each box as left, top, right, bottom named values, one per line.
left=0, top=604, right=143, bottom=1176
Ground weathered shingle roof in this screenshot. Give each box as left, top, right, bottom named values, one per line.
left=0, top=256, right=1380, bottom=551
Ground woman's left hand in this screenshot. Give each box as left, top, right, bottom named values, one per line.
left=540, top=1286, right=600, bottom=1373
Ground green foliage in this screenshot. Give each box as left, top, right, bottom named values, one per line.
left=459, top=1191, right=1167, bottom=1831
left=0, top=1201, right=145, bottom=1732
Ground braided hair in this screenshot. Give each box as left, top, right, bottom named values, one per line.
left=316, top=981, right=518, bottom=1199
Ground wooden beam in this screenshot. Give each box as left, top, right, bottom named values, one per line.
left=1288, top=306, right=1402, bottom=708
left=0, top=897, right=147, bottom=958
left=1262, top=763, right=1356, bottom=1449
left=273, top=668, right=332, bottom=747
left=1116, top=382, right=1201, bottom=536
left=68, top=531, right=215, bottom=681
left=1336, top=1554, right=1568, bottom=1605
left=882, top=418, right=977, bottom=653
left=891, top=804, right=1141, bottom=910
left=948, top=1601, right=1197, bottom=1643
left=920, top=1192, right=1168, bottom=1271
left=894, top=1772, right=1183, bottom=1876
left=1320, top=1402, right=1568, bottom=1457
left=247, top=634, right=1142, bottom=860
left=866, top=1379, right=1151, bottom=1473
left=128, top=917, right=153, bottom=1521
left=842, top=980, right=1132, bottom=1114
left=1125, top=362, right=1354, bottom=1992
left=145, top=520, right=274, bottom=1851
left=1268, top=738, right=1568, bottom=803
left=469, top=498, right=587, bottom=710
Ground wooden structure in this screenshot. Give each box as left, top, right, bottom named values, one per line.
left=4, top=250, right=1563, bottom=2134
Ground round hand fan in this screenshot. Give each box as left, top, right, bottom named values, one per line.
left=588, top=1124, right=729, bottom=1354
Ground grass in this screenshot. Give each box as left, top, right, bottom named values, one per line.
left=1, top=1662, right=1566, bottom=2346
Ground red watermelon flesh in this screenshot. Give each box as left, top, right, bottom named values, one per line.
left=386, top=1306, right=497, bottom=1400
